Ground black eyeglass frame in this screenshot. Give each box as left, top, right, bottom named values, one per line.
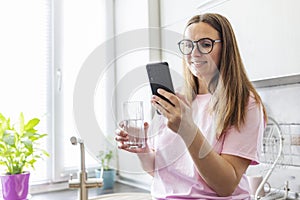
left=177, top=38, right=222, bottom=55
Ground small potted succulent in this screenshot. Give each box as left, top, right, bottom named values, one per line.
left=95, top=149, right=116, bottom=193
left=0, top=112, right=49, bottom=200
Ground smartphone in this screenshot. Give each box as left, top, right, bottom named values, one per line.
left=146, top=62, right=175, bottom=107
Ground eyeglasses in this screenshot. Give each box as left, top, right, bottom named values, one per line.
left=177, top=38, right=222, bottom=55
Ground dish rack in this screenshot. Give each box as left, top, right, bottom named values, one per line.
left=255, top=116, right=284, bottom=200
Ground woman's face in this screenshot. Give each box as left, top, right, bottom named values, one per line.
left=184, top=22, right=222, bottom=83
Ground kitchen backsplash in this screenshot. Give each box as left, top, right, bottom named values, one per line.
left=248, top=75, right=300, bottom=193
left=256, top=78, right=300, bottom=166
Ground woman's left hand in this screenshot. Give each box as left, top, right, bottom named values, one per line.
left=151, top=89, right=197, bottom=139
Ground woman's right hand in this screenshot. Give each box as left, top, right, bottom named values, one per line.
left=115, top=122, right=151, bottom=154
left=115, top=121, right=156, bottom=176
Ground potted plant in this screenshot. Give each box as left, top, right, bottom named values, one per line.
left=0, top=112, right=49, bottom=200
left=95, top=149, right=116, bottom=193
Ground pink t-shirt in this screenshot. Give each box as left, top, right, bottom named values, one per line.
left=149, top=93, right=264, bottom=200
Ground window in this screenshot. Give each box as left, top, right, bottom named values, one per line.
left=0, top=0, right=51, bottom=182
left=58, top=0, right=112, bottom=180
left=0, top=0, right=111, bottom=184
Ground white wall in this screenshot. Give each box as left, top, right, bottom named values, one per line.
left=114, top=0, right=154, bottom=188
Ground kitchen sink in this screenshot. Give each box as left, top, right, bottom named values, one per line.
left=260, top=192, right=299, bottom=200
left=89, top=192, right=152, bottom=200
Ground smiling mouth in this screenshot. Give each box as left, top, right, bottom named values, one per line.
left=192, top=61, right=207, bottom=66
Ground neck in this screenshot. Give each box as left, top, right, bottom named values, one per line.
left=197, top=77, right=209, bottom=94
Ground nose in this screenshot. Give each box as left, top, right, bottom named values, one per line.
left=190, top=43, right=202, bottom=57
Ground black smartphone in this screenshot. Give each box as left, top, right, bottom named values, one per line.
left=146, top=62, right=175, bottom=107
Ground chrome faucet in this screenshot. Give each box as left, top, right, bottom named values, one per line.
left=69, top=136, right=103, bottom=200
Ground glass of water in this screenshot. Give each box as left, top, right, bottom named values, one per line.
left=122, top=101, right=145, bottom=149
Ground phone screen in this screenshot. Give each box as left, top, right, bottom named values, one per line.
left=146, top=62, right=175, bottom=106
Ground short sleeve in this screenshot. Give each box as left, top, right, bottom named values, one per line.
left=221, top=97, right=265, bottom=165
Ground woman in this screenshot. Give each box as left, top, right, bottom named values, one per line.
left=116, top=13, right=267, bottom=199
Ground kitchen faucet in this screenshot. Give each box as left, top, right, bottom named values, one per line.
left=69, top=136, right=103, bottom=200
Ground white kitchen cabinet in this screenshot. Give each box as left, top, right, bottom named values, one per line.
left=160, top=0, right=300, bottom=81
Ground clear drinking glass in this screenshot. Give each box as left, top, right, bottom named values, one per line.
left=122, top=101, right=145, bottom=149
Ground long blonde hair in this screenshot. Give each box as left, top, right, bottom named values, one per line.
left=183, top=13, right=267, bottom=136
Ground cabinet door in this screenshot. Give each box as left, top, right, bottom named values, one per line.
left=160, top=0, right=300, bottom=80
left=209, top=0, right=300, bottom=80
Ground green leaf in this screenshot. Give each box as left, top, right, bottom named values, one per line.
left=23, top=132, right=35, bottom=138
left=0, top=116, right=11, bottom=134
left=0, top=141, right=7, bottom=150
left=24, top=118, right=40, bottom=131
left=3, top=133, right=15, bottom=146
left=97, top=149, right=114, bottom=170
left=12, top=165, right=22, bottom=174
left=28, top=159, right=37, bottom=167
left=22, top=139, right=33, bottom=151
left=36, top=133, right=47, bottom=139
left=0, top=113, right=6, bottom=123
left=19, top=112, right=25, bottom=134
left=41, top=149, right=50, bottom=157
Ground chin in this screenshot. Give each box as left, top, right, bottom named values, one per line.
left=191, top=69, right=204, bottom=79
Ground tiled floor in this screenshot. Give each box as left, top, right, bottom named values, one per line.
left=30, top=182, right=150, bottom=200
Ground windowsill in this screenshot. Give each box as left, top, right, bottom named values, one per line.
left=30, top=181, right=69, bottom=195
left=28, top=175, right=150, bottom=195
